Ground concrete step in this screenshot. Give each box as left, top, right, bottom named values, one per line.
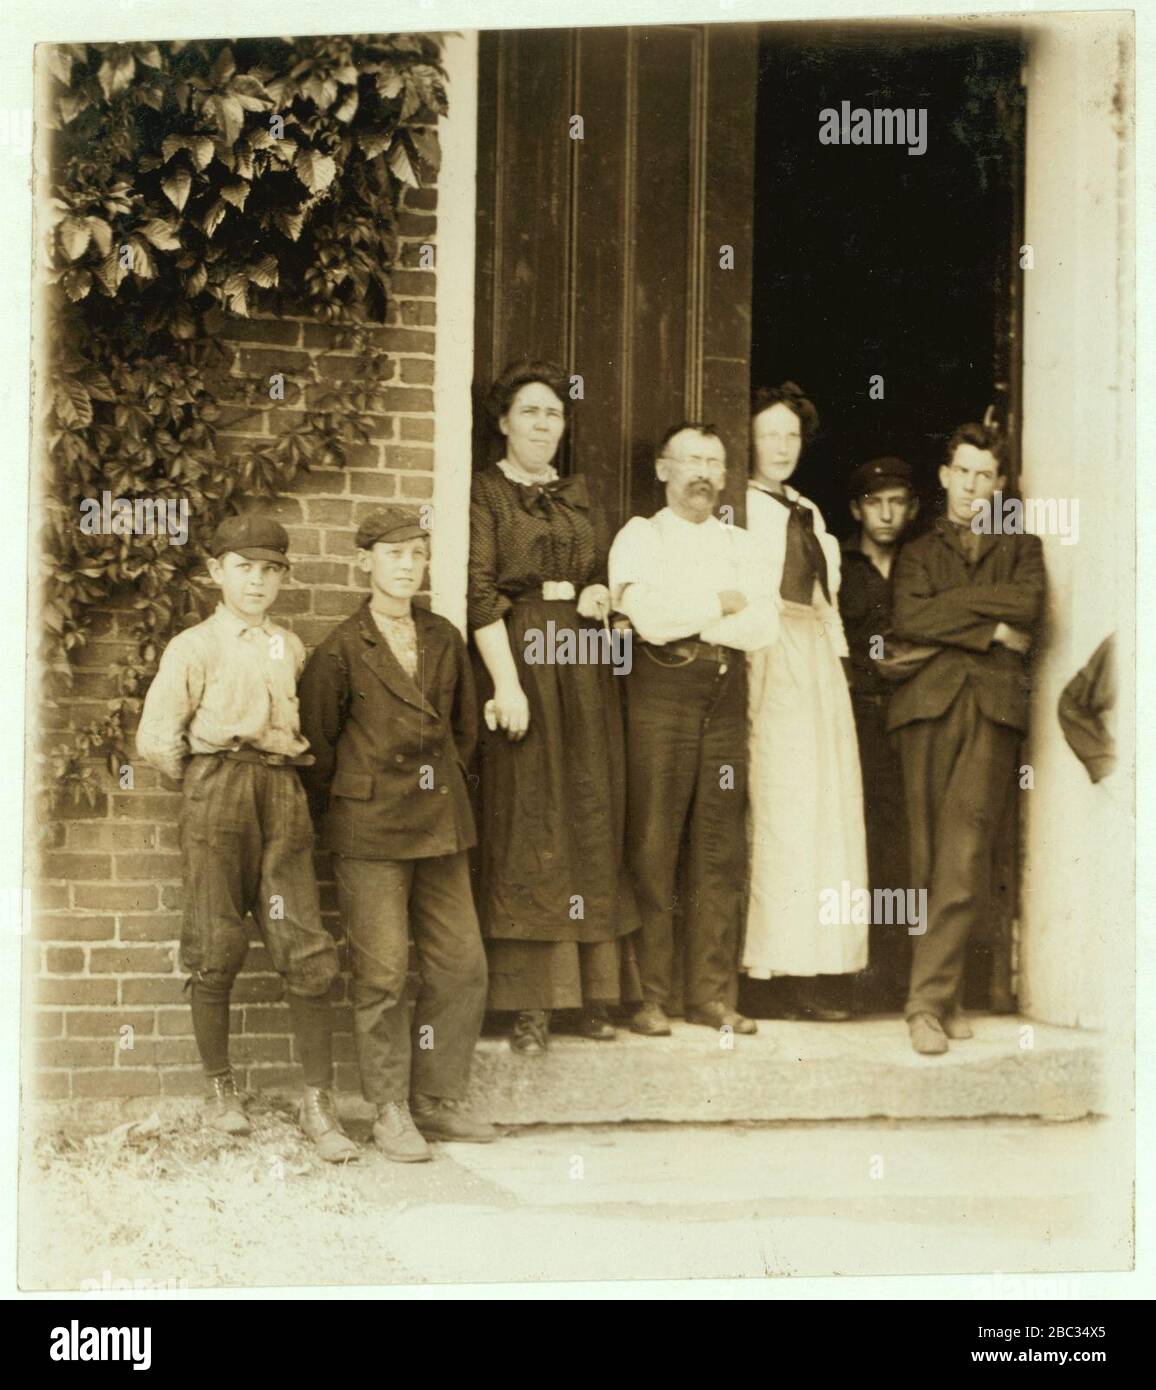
left=464, top=1015, right=1103, bottom=1125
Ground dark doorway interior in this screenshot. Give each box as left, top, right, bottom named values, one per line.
left=751, top=26, right=1024, bottom=542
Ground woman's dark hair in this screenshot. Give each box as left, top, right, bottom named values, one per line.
left=487, top=360, right=570, bottom=424
left=750, top=381, right=819, bottom=444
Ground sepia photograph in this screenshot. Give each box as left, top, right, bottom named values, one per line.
left=2, top=0, right=1149, bottom=1312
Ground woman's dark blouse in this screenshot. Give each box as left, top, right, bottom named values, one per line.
left=467, top=467, right=605, bottom=630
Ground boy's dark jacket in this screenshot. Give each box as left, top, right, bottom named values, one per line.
left=887, top=518, right=1046, bottom=735
left=298, top=600, right=477, bottom=859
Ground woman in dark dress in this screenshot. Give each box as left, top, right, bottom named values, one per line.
left=469, top=361, right=638, bottom=1054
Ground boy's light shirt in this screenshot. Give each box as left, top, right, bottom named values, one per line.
left=135, top=603, right=308, bottom=781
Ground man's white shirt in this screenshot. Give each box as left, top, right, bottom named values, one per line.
left=608, top=507, right=777, bottom=651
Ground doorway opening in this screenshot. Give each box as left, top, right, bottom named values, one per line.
left=750, top=25, right=1027, bottom=1012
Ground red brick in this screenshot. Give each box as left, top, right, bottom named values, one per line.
left=40, top=853, right=111, bottom=881
left=118, top=914, right=180, bottom=943
left=364, top=416, right=398, bottom=442
left=72, top=885, right=158, bottom=912
left=388, top=270, right=436, bottom=298
left=322, top=529, right=357, bottom=557
left=301, top=323, right=348, bottom=351
left=35, top=1071, right=71, bottom=1100
left=403, top=187, right=437, bottom=212
left=119, top=1037, right=200, bottom=1066
left=377, top=388, right=432, bottom=415
left=312, top=590, right=364, bottom=618
left=36, top=913, right=115, bottom=942
left=334, top=1062, right=361, bottom=1093
left=304, top=499, right=354, bottom=526
left=44, top=947, right=86, bottom=974
left=400, top=300, right=436, bottom=327
left=229, top=974, right=284, bottom=1005
left=119, top=977, right=182, bottom=1005
left=91, top=946, right=175, bottom=975
left=231, top=1036, right=292, bottom=1064
left=243, top=1065, right=302, bottom=1091
left=67, top=1009, right=155, bottom=1037
left=397, top=474, right=434, bottom=499
left=156, top=824, right=181, bottom=851
left=268, top=587, right=312, bottom=615
left=39, top=1038, right=113, bottom=1068
left=108, top=794, right=180, bottom=820
left=160, top=885, right=183, bottom=910
left=113, top=853, right=183, bottom=881
left=286, top=469, right=349, bottom=496
left=38, top=979, right=117, bottom=1005
left=157, top=1006, right=240, bottom=1035
left=33, top=885, right=68, bottom=911
left=221, top=319, right=302, bottom=346
left=292, top=561, right=351, bottom=586
left=283, top=527, right=322, bottom=556
left=67, top=822, right=157, bottom=851
left=385, top=446, right=434, bottom=471
left=73, top=1070, right=161, bottom=1098
left=375, top=328, right=434, bottom=355
left=400, top=417, right=435, bottom=442
left=290, top=619, right=344, bottom=649
left=345, top=472, right=397, bottom=501
left=34, top=1010, right=64, bottom=1038
left=160, top=1068, right=206, bottom=1096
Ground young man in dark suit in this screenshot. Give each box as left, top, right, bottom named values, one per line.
left=298, top=509, right=495, bottom=1160
left=888, top=425, right=1045, bottom=1054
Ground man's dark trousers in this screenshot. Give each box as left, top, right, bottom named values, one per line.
left=334, top=852, right=487, bottom=1106
left=897, top=684, right=1018, bottom=1020
left=624, top=650, right=747, bottom=1011
left=852, top=691, right=912, bottom=1002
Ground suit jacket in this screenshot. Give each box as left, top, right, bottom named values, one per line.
left=298, top=600, right=478, bottom=860
left=887, top=518, right=1045, bottom=734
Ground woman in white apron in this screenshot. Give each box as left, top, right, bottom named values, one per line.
left=743, top=383, right=869, bottom=1019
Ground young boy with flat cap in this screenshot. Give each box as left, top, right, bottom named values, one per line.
left=136, top=513, right=358, bottom=1161
left=298, top=508, right=495, bottom=1162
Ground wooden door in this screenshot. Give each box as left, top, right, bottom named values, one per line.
left=474, top=23, right=759, bottom=533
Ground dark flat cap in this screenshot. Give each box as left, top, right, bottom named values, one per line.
left=210, top=513, right=290, bottom=566
left=356, top=507, right=430, bottom=550
left=848, top=457, right=914, bottom=499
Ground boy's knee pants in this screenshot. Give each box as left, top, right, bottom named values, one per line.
left=334, top=852, right=487, bottom=1106
left=179, top=756, right=338, bottom=997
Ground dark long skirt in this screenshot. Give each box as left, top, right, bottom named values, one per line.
left=474, top=594, right=639, bottom=1010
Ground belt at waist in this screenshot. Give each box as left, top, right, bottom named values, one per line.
left=641, top=638, right=736, bottom=667
left=510, top=581, right=577, bottom=603
left=194, top=746, right=315, bottom=768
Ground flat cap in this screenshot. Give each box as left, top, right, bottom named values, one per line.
left=210, top=513, right=290, bottom=566
left=355, top=507, right=430, bottom=550
left=848, top=456, right=914, bottom=500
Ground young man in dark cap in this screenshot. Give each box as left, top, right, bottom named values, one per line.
left=839, top=458, right=919, bottom=1012
left=298, top=508, right=495, bottom=1162
left=888, top=424, right=1045, bottom=1054
left=136, top=513, right=358, bottom=1161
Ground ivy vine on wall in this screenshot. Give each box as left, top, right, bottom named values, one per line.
left=41, top=34, right=446, bottom=815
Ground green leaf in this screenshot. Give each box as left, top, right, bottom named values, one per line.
left=54, top=378, right=93, bottom=427
left=134, top=42, right=163, bottom=70
left=294, top=148, right=336, bottom=193
left=98, top=49, right=136, bottom=102
left=210, top=46, right=236, bottom=87
left=139, top=218, right=182, bottom=251
left=200, top=199, right=227, bottom=238
left=358, top=129, right=392, bottom=159
left=161, top=166, right=192, bottom=212
left=246, top=254, right=278, bottom=289
left=59, top=216, right=91, bottom=261
left=86, top=217, right=113, bottom=257
left=219, top=179, right=249, bottom=210
left=61, top=268, right=93, bottom=302
left=387, top=136, right=418, bottom=187
left=210, top=92, right=245, bottom=145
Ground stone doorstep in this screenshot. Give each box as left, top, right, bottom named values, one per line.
left=32, top=1016, right=1106, bottom=1134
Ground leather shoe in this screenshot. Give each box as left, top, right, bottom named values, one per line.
left=943, top=1009, right=973, bottom=1040
left=299, top=1086, right=360, bottom=1163
left=908, top=1012, right=949, bottom=1055
left=510, top=1010, right=549, bottom=1054
left=578, top=1004, right=616, bottom=1041
left=686, top=1001, right=757, bottom=1035
left=412, top=1094, right=498, bottom=1143
left=373, top=1100, right=432, bottom=1163
left=204, top=1070, right=250, bottom=1136
left=630, top=1002, right=672, bottom=1037
left=790, top=979, right=852, bottom=1022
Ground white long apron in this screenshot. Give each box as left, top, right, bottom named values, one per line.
left=743, top=599, right=869, bottom=978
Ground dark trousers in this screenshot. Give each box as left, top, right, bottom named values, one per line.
left=334, top=852, right=487, bottom=1107
left=180, top=756, right=338, bottom=997
left=897, top=684, right=1019, bottom=1020
left=624, top=651, right=747, bottom=1011
left=852, top=691, right=912, bottom=1003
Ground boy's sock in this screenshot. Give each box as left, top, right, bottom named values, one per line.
left=287, top=991, right=335, bottom=1089
left=190, top=977, right=232, bottom=1076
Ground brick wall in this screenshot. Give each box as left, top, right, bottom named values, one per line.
left=32, top=178, right=441, bottom=1101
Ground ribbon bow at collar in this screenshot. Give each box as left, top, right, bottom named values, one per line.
left=518, top=473, right=590, bottom=518
left=759, top=486, right=832, bottom=604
